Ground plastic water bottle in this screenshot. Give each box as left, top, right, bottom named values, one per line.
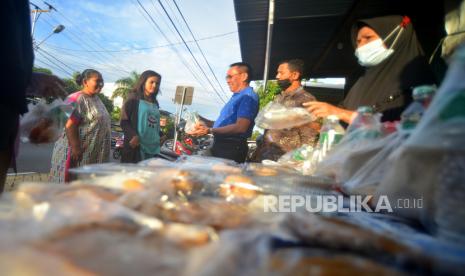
left=318, top=115, right=345, bottom=156
left=401, top=85, right=436, bottom=130
left=347, top=106, right=381, bottom=139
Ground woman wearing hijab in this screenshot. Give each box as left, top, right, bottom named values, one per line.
left=120, top=70, right=162, bottom=163
left=304, top=15, right=436, bottom=123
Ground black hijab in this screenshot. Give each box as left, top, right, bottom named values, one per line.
left=343, top=15, right=436, bottom=121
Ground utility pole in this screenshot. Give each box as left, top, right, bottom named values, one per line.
left=30, top=2, right=64, bottom=50
left=30, top=2, right=52, bottom=38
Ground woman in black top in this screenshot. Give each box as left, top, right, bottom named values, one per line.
left=304, top=15, right=436, bottom=123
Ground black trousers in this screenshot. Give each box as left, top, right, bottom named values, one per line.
left=211, top=137, right=248, bottom=163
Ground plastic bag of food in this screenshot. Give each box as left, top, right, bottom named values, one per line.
left=0, top=246, right=93, bottom=276
left=341, top=132, right=404, bottom=195
left=19, top=99, right=74, bottom=144
left=374, top=45, right=465, bottom=240
left=184, top=110, right=200, bottom=133
left=342, top=86, right=437, bottom=196
left=68, top=163, right=153, bottom=180
left=277, top=144, right=320, bottom=175
left=315, top=108, right=383, bottom=182
left=0, top=185, right=164, bottom=242
left=183, top=230, right=279, bottom=276
left=243, top=163, right=336, bottom=196
left=138, top=157, right=178, bottom=168
left=255, top=102, right=315, bottom=130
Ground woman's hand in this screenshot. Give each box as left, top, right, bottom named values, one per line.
left=303, top=101, right=340, bottom=117
left=70, top=145, right=83, bottom=164
left=129, top=135, right=140, bottom=148
left=303, top=101, right=355, bottom=124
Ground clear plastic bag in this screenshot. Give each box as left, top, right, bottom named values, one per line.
left=19, top=99, right=74, bottom=144
left=277, top=144, right=320, bottom=175
left=342, top=132, right=404, bottom=195
left=341, top=86, right=436, bottom=196
left=183, top=110, right=200, bottom=134
left=255, top=102, right=315, bottom=130
left=315, top=111, right=383, bottom=182
left=374, top=45, right=465, bottom=238
left=68, top=163, right=154, bottom=180
left=0, top=185, right=164, bottom=242
left=183, top=230, right=280, bottom=276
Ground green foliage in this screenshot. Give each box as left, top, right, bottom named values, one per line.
left=33, top=67, right=53, bottom=75
left=62, top=78, right=80, bottom=94
left=60, top=72, right=81, bottom=95
left=255, top=80, right=282, bottom=110
left=97, top=93, right=114, bottom=115
left=111, top=106, right=121, bottom=122
left=161, top=115, right=175, bottom=138
left=251, top=130, right=262, bottom=140
left=112, top=71, right=140, bottom=102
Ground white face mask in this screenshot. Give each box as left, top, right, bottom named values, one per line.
left=355, top=38, right=394, bottom=67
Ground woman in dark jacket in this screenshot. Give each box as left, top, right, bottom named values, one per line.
left=304, top=15, right=436, bottom=123
left=120, top=70, right=162, bottom=163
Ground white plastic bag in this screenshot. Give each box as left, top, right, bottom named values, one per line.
left=184, top=110, right=200, bottom=134
left=255, top=102, right=315, bottom=130
left=19, top=99, right=74, bottom=144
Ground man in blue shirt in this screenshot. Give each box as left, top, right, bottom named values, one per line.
left=190, top=62, right=259, bottom=163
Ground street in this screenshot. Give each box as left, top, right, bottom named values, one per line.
left=8, top=141, right=119, bottom=174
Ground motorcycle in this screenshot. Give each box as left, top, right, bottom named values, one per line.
left=112, top=137, right=123, bottom=160
left=161, top=134, right=213, bottom=156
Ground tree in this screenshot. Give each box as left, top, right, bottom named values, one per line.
left=254, top=80, right=282, bottom=110
left=251, top=130, right=262, bottom=140
left=111, top=106, right=121, bottom=122
left=161, top=115, right=175, bottom=138
left=112, top=71, right=140, bottom=102
left=98, top=93, right=114, bottom=115
left=62, top=71, right=80, bottom=95
left=33, top=67, right=52, bottom=75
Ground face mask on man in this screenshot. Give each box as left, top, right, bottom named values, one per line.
left=277, top=79, right=292, bottom=90
left=355, top=38, right=394, bottom=67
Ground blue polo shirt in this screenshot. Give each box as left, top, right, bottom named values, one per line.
left=213, top=86, right=259, bottom=138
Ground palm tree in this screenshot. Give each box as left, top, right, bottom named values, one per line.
left=112, top=71, right=140, bottom=102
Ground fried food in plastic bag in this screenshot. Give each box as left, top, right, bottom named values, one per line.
left=255, top=102, right=315, bottom=130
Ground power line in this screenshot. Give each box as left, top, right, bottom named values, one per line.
left=155, top=0, right=227, bottom=103
left=35, top=57, right=69, bottom=76
left=35, top=50, right=73, bottom=76
left=134, top=0, right=225, bottom=104
left=144, top=0, right=216, bottom=97
left=143, top=0, right=226, bottom=103
left=144, top=0, right=218, bottom=101
left=36, top=47, right=77, bottom=73
left=171, top=0, right=229, bottom=99
left=44, top=31, right=237, bottom=53
left=161, top=0, right=187, bottom=38
left=43, top=0, right=135, bottom=68
left=40, top=14, right=132, bottom=76
left=41, top=46, right=123, bottom=80
left=132, top=0, right=207, bottom=93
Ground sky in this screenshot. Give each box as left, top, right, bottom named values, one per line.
left=31, top=0, right=241, bottom=120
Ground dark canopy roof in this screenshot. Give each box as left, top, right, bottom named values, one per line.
left=233, top=0, right=446, bottom=81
